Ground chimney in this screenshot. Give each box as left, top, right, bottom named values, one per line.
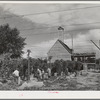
left=99, top=40, right=100, bottom=47
left=58, top=26, right=64, bottom=42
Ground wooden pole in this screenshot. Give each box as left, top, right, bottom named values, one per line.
left=27, top=49, right=31, bottom=81
left=71, top=33, right=74, bottom=61
left=72, top=33, right=74, bottom=54
left=95, top=54, right=96, bottom=69
left=28, top=55, right=30, bottom=81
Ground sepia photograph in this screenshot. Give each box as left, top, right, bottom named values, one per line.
left=0, top=1, right=100, bottom=93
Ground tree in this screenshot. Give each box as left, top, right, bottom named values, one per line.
left=0, top=24, right=26, bottom=58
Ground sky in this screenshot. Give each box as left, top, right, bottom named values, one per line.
left=0, top=3, right=100, bottom=58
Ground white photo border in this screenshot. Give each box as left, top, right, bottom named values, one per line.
left=0, top=1, right=100, bottom=99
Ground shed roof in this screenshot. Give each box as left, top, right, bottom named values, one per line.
left=73, top=52, right=96, bottom=57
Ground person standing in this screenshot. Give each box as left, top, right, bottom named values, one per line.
left=65, top=67, right=69, bottom=76
left=41, top=69, right=45, bottom=80
left=47, top=67, right=51, bottom=78
left=44, top=72, right=48, bottom=80
left=37, top=68, right=42, bottom=80
left=13, top=68, right=20, bottom=85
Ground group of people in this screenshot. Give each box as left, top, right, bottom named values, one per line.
left=36, top=67, right=51, bottom=80
left=12, top=67, right=52, bottom=85
left=12, top=66, right=83, bottom=86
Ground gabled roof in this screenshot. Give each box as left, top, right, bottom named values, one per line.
left=58, top=39, right=72, bottom=54
left=47, top=39, right=72, bottom=54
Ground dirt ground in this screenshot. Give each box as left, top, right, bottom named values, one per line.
left=0, top=71, right=100, bottom=90
left=22, top=71, right=100, bottom=91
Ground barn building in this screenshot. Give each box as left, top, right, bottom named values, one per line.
left=47, top=39, right=72, bottom=62
left=47, top=26, right=73, bottom=62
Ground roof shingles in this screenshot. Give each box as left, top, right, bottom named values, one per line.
left=58, top=39, right=72, bottom=54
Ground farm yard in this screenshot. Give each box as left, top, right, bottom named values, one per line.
left=0, top=54, right=100, bottom=91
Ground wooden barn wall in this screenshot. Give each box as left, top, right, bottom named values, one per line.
left=47, top=41, right=71, bottom=62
